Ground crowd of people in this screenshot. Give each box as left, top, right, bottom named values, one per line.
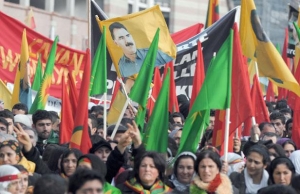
left=0, top=96, right=299, bottom=194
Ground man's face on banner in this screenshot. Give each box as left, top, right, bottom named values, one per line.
left=113, top=28, right=137, bottom=57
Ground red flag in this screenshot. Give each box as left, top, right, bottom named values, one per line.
left=292, top=95, right=300, bottom=148
left=266, top=80, right=275, bottom=102
left=60, top=74, right=74, bottom=144
left=287, top=60, right=300, bottom=109
left=190, top=41, right=205, bottom=109
left=147, top=67, right=162, bottom=117
left=68, top=73, right=78, bottom=118
left=163, top=62, right=179, bottom=113
left=69, top=49, right=92, bottom=154
left=213, top=23, right=253, bottom=151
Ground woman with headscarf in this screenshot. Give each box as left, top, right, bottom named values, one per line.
left=167, top=152, right=196, bottom=194
left=289, top=150, right=300, bottom=174
left=0, top=140, right=35, bottom=173
left=0, top=164, right=21, bottom=194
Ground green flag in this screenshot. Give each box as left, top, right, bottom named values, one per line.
left=143, top=68, right=170, bottom=153
left=90, top=26, right=107, bottom=95
left=32, top=55, right=43, bottom=91
left=29, top=36, right=58, bottom=114
left=129, top=28, right=160, bottom=130
left=177, top=29, right=233, bottom=154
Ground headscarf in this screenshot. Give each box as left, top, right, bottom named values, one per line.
left=289, top=150, right=300, bottom=174
left=0, top=140, right=22, bottom=164
left=220, top=152, right=245, bottom=176
left=0, top=165, right=20, bottom=193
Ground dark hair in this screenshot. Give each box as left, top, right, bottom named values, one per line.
left=268, top=157, right=295, bottom=184
left=199, top=130, right=213, bottom=149
left=280, top=108, right=292, bottom=115
left=173, top=153, right=195, bottom=177
left=285, top=118, right=293, bottom=132
left=90, top=134, right=105, bottom=145
left=170, top=112, right=185, bottom=124
left=13, top=164, right=28, bottom=173
left=270, top=112, right=286, bottom=124
left=195, top=150, right=222, bottom=174
left=34, top=174, right=67, bottom=194
left=48, top=111, right=59, bottom=124
left=265, top=101, right=274, bottom=113
left=247, top=145, right=270, bottom=165
left=60, top=148, right=83, bottom=176
left=133, top=152, right=166, bottom=182
left=0, top=117, right=8, bottom=132
left=109, top=22, right=128, bottom=40
left=12, top=103, right=28, bottom=114
left=32, top=110, right=52, bottom=125
left=44, top=144, right=68, bottom=172
left=90, top=106, right=104, bottom=116
left=68, top=168, right=104, bottom=194
left=258, top=185, right=297, bottom=194
left=275, top=99, right=288, bottom=110
left=168, top=136, right=178, bottom=158
left=88, top=114, right=98, bottom=129
left=0, top=109, right=14, bottom=120
left=291, top=175, right=300, bottom=193
left=282, top=139, right=297, bottom=150
left=266, top=143, right=286, bottom=158
left=258, top=122, right=275, bottom=132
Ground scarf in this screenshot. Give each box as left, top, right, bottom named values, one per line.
left=170, top=173, right=195, bottom=192
left=124, top=178, right=172, bottom=194
left=244, top=168, right=269, bottom=194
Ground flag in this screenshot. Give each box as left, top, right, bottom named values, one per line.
left=68, top=72, right=79, bottom=117
left=12, top=29, right=32, bottom=109
left=190, top=41, right=205, bottom=109
left=0, top=80, right=12, bottom=110
left=144, top=68, right=170, bottom=152
left=70, top=49, right=92, bottom=154
left=60, top=74, right=74, bottom=144
left=32, top=55, right=43, bottom=91
left=213, top=23, right=253, bottom=153
left=147, top=67, right=162, bottom=117
left=163, top=62, right=179, bottom=113
left=90, top=26, right=107, bottom=96
left=97, top=5, right=176, bottom=78
left=240, top=0, right=300, bottom=96
left=266, top=79, right=275, bottom=102
left=205, top=0, right=219, bottom=28
left=177, top=29, right=233, bottom=154
left=25, top=8, right=36, bottom=29
left=292, top=97, right=300, bottom=148
left=129, top=29, right=160, bottom=130
left=29, top=36, right=58, bottom=114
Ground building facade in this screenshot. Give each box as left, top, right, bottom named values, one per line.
left=0, top=0, right=229, bottom=50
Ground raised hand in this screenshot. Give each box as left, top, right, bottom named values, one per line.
left=117, top=130, right=132, bottom=154
left=13, top=123, right=32, bottom=152
left=127, top=121, right=141, bottom=148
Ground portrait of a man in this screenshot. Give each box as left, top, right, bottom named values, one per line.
left=109, top=22, right=173, bottom=77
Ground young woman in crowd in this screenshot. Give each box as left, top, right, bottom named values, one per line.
left=116, top=151, right=172, bottom=193
left=281, top=139, right=297, bottom=157
left=189, top=150, right=236, bottom=194
left=230, top=145, right=270, bottom=194
left=268, top=157, right=295, bottom=186
left=0, top=165, right=21, bottom=194
left=13, top=164, right=30, bottom=194
left=167, top=151, right=196, bottom=193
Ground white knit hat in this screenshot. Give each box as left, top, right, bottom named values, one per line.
left=14, top=114, right=32, bottom=127
left=0, top=165, right=20, bottom=192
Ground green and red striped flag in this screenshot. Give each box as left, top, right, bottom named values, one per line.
left=29, top=36, right=58, bottom=114
left=129, top=29, right=160, bottom=131
left=177, top=29, right=233, bottom=154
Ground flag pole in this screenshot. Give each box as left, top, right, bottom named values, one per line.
left=103, top=92, right=107, bottom=139
left=223, top=108, right=231, bottom=162
left=110, top=98, right=129, bottom=140
left=88, top=0, right=91, bottom=50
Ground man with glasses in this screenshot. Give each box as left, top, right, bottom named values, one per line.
left=32, top=110, right=53, bottom=155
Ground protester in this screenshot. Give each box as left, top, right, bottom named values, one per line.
left=33, top=174, right=68, bottom=194
left=12, top=103, right=28, bottom=115
left=281, top=139, right=297, bottom=157
left=257, top=184, right=297, bottom=194
left=13, top=164, right=30, bottom=194
left=189, top=150, right=236, bottom=193
left=289, top=150, right=300, bottom=174
left=167, top=151, right=196, bottom=193
left=268, top=157, right=295, bottom=186
left=116, top=151, right=172, bottom=193
left=0, top=165, right=21, bottom=194
left=0, top=110, right=14, bottom=135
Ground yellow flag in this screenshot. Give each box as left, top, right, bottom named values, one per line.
left=97, top=5, right=176, bottom=78
left=240, top=0, right=300, bottom=96
left=107, top=90, right=127, bottom=125
left=11, top=29, right=30, bottom=107
left=0, top=80, right=12, bottom=110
